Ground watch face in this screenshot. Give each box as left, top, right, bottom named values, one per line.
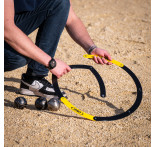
left=49, top=59, right=56, bottom=69
left=51, top=61, right=55, bottom=66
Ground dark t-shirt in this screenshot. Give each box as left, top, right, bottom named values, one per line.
left=14, top=0, right=43, bottom=14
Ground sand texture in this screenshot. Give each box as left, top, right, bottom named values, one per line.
left=4, top=0, right=151, bottom=146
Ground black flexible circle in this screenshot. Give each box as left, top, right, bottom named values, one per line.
left=52, top=64, right=143, bottom=121
left=52, top=65, right=106, bottom=98
left=94, top=65, right=143, bottom=121
left=70, top=65, right=106, bottom=97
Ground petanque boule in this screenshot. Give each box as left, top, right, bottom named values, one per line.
left=48, top=98, right=60, bottom=111
left=35, top=97, right=48, bottom=110
left=14, top=97, right=27, bottom=109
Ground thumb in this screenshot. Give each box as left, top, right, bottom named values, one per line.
left=104, top=52, right=112, bottom=61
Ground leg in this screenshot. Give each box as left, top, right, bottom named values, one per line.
left=5, top=0, right=70, bottom=98
left=5, top=0, right=70, bottom=74
left=4, top=42, right=29, bottom=72
left=27, top=0, right=70, bottom=76
left=4, top=0, right=48, bottom=72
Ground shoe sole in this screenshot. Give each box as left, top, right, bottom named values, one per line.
left=19, top=88, right=59, bottom=99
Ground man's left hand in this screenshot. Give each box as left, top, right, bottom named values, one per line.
left=91, top=48, right=112, bottom=65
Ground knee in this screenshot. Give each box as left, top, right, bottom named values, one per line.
left=16, top=57, right=28, bottom=68
left=59, top=0, right=70, bottom=14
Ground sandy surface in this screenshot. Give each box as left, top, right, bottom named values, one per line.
left=4, top=0, right=151, bottom=146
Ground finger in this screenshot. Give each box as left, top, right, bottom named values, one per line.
left=57, top=75, right=61, bottom=79
left=107, top=62, right=112, bottom=65
left=102, top=57, right=108, bottom=64
left=63, top=71, right=67, bottom=75
left=66, top=66, right=71, bottom=72
left=64, top=70, right=68, bottom=74
left=93, top=56, right=99, bottom=64
left=97, top=57, right=104, bottom=65
left=57, top=73, right=63, bottom=79
left=104, top=52, right=112, bottom=61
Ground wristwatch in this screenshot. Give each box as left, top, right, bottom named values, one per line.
left=47, top=58, right=56, bottom=70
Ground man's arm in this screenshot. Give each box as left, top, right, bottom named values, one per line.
left=66, top=2, right=112, bottom=65
left=4, top=0, right=52, bottom=67
left=4, top=0, right=71, bottom=78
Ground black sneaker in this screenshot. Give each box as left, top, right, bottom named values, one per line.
left=19, top=74, right=66, bottom=99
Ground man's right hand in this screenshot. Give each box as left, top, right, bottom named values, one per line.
left=50, top=59, right=71, bottom=79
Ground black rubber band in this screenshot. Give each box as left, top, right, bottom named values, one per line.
left=94, top=65, right=143, bottom=121
left=69, top=65, right=106, bottom=97
left=52, top=65, right=106, bottom=98
left=52, top=64, right=143, bottom=121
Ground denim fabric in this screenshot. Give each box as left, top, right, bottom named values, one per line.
left=4, top=0, right=70, bottom=76
left=14, top=0, right=43, bottom=14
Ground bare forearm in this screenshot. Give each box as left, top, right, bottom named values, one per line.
left=4, top=0, right=71, bottom=78
left=4, top=25, right=51, bottom=67
left=4, top=0, right=51, bottom=67
left=66, top=13, right=94, bottom=53
left=66, top=3, right=112, bottom=66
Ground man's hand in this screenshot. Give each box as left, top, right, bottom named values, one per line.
left=91, top=48, right=112, bottom=65
left=50, top=59, right=71, bottom=79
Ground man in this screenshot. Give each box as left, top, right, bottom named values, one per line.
left=4, top=0, right=112, bottom=98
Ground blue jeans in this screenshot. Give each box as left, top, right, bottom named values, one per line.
left=4, top=0, right=70, bottom=76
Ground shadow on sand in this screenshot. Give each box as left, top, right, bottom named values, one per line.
left=4, top=77, right=125, bottom=120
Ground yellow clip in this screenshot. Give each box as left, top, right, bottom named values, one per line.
left=60, top=97, right=95, bottom=121
left=83, top=54, right=124, bottom=67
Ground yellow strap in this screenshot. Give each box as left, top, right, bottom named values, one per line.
left=83, top=54, right=124, bottom=67
left=60, top=97, right=95, bottom=121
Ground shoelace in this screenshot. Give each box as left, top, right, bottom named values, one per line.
left=38, top=78, right=54, bottom=88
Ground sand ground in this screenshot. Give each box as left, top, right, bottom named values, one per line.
left=4, top=0, right=151, bottom=146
